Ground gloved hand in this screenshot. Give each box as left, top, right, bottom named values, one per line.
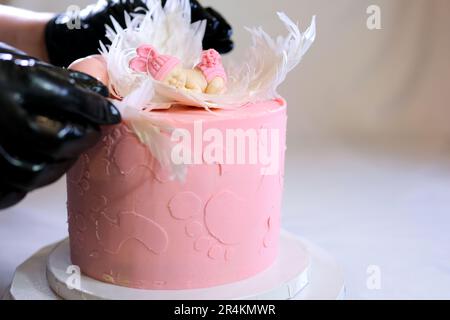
left=45, top=0, right=234, bottom=68
left=0, top=43, right=121, bottom=209
left=187, top=0, right=233, bottom=54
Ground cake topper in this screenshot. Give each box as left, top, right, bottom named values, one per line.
left=99, top=0, right=315, bottom=111
left=129, top=45, right=227, bottom=94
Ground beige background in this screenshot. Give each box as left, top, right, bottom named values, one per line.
left=4, top=0, right=450, bottom=146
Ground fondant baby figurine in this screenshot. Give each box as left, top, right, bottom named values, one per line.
left=129, top=45, right=227, bottom=94
left=69, top=45, right=227, bottom=97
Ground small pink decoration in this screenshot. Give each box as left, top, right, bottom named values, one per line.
left=196, top=49, right=227, bottom=83
left=129, top=44, right=227, bottom=94
left=129, top=45, right=181, bottom=81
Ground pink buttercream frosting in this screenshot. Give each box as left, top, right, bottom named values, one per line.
left=66, top=100, right=287, bottom=290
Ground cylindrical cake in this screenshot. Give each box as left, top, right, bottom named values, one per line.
left=66, top=100, right=287, bottom=289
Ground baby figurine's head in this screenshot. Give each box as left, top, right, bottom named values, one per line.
left=129, top=45, right=227, bottom=95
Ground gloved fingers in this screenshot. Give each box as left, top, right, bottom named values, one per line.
left=190, top=1, right=217, bottom=35
left=204, top=38, right=234, bottom=55
left=114, top=0, right=149, bottom=15
left=0, top=144, right=76, bottom=192
left=0, top=42, right=32, bottom=59
left=68, top=70, right=110, bottom=98
left=204, top=7, right=233, bottom=40
left=188, top=2, right=234, bottom=54
left=0, top=183, right=27, bottom=210
left=0, top=110, right=101, bottom=162
left=0, top=60, right=120, bottom=127
left=34, top=63, right=110, bottom=98
left=65, top=87, right=121, bottom=125
left=45, top=0, right=149, bottom=67
left=29, top=118, right=102, bottom=161
left=21, top=64, right=121, bottom=126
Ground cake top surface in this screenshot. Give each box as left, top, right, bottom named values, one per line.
left=138, top=99, right=286, bottom=123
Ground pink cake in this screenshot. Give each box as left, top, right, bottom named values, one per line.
left=66, top=101, right=287, bottom=289
left=65, top=0, right=315, bottom=292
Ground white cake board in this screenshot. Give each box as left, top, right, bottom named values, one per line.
left=5, top=231, right=345, bottom=300
left=47, top=232, right=310, bottom=300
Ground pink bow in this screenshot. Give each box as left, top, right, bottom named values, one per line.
left=198, top=49, right=222, bottom=69
left=129, top=45, right=158, bottom=73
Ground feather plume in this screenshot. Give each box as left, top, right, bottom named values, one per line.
left=101, top=0, right=316, bottom=109
left=100, top=0, right=316, bottom=180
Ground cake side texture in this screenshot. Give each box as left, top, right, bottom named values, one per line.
left=66, top=100, right=287, bottom=289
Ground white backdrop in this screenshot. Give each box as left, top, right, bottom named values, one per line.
left=1, top=0, right=450, bottom=300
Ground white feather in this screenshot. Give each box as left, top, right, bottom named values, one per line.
left=120, top=104, right=187, bottom=181
left=100, top=0, right=316, bottom=180
left=102, top=0, right=316, bottom=109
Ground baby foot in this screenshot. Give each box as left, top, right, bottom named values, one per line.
left=164, top=65, right=187, bottom=89
left=129, top=45, right=228, bottom=95
left=206, top=77, right=226, bottom=94
left=196, top=49, right=227, bottom=94
left=185, top=69, right=208, bottom=93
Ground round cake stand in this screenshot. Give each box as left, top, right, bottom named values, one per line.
left=4, top=231, right=345, bottom=300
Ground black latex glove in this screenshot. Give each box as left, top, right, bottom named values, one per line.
left=45, top=0, right=234, bottom=68
left=0, top=43, right=121, bottom=209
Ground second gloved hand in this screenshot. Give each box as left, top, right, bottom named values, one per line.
left=45, top=0, right=234, bottom=67
left=0, top=43, right=121, bottom=209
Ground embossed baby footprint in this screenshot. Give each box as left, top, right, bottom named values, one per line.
left=96, top=212, right=168, bottom=255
